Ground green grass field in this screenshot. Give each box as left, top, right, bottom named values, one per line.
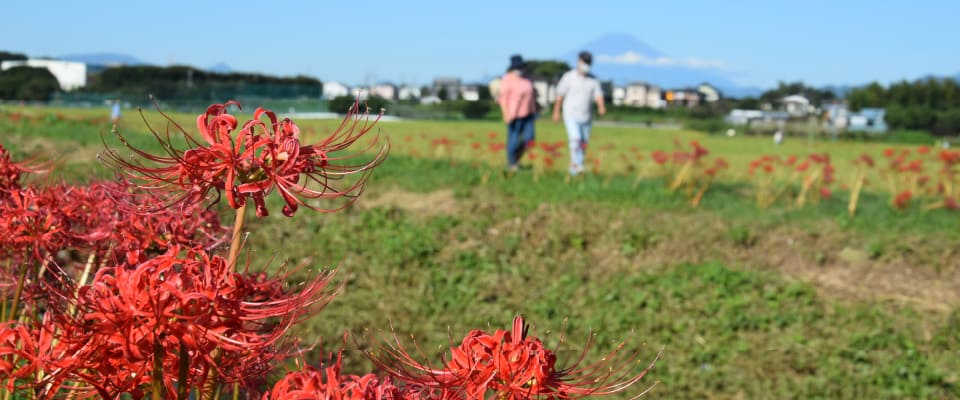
left=2, top=104, right=959, bottom=398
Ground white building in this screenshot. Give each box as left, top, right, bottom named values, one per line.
left=1, top=59, right=87, bottom=91
left=432, top=77, right=461, bottom=100
left=781, top=94, right=812, bottom=117
left=349, top=87, right=369, bottom=101
left=532, top=80, right=558, bottom=109
left=370, top=83, right=397, bottom=100
left=624, top=82, right=663, bottom=108
left=398, top=85, right=421, bottom=101
left=612, top=86, right=626, bottom=106
left=725, top=109, right=790, bottom=125
left=697, top=84, right=721, bottom=103
left=322, top=81, right=350, bottom=99
left=460, top=84, right=481, bottom=102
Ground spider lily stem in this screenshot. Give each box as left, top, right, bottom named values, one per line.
left=227, top=202, right=248, bottom=270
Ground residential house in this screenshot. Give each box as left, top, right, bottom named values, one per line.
left=822, top=101, right=849, bottom=129
left=822, top=101, right=887, bottom=133
left=370, top=83, right=397, bottom=100
left=1, top=59, right=87, bottom=91
left=781, top=94, right=812, bottom=117
left=322, top=81, right=350, bottom=99
left=624, top=82, right=663, bottom=108
left=349, top=87, right=368, bottom=101
left=664, top=88, right=700, bottom=108
left=848, top=108, right=888, bottom=133
left=612, top=86, right=626, bottom=106
left=460, top=84, right=481, bottom=102
left=697, top=83, right=721, bottom=103
left=532, top=79, right=559, bottom=110
left=398, top=85, right=421, bottom=101
left=432, top=77, right=461, bottom=100
left=725, top=109, right=790, bottom=125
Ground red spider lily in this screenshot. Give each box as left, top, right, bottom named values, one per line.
left=470, top=142, right=482, bottom=151
left=263, top=351, right=408, bottom=400
left=431, top=137, right=455, bottom=148
left=689, top=140, right=708, bottom=159
left=940, top=150, right=960, bottom=164
left=946, top=197, right=959, bottom=210
left=29, top=247, right=342, bottom=397
left=650, top=150, right=668, bottom=165
left=0, top=316, right=89, bottom=396
left=488, top=143, right=506, bottom=153
left=539, top=142, right=565, bottom=158
left=543, top=156, right=555, bottom=169
left=0, top=143, right=46, bottom=192
left=367, top=315, right=658, bottom=400
left=917, top=145, right=931, bottom=155
left=487, top=132, right=498, bottom=140
left=102, top=100, right=387, bottom=217
left=856, top=154, right=875, bottom=168
left=714, top=158, right=729, bottom=170
left=0, top=186, right=71, bottom=261
left=899, top=159, right=924, bottom=173
left=0, top=180, right=225, bottom=268
left=894, top=190, right=912, bottom=209
left=883, top=148, right=895, bottom=158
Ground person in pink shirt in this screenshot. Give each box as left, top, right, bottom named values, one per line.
left=497, top=54, right=536, bottom=172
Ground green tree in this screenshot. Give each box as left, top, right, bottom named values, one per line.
left=759, top=81, right=836, bottom=107
left=0, top=51, right=27, bottom=63
left=477, top=85, right=492, bottom=101
left=525, top=60, right=571, bottom=82
left=461, top=101, right=492, bottom=119
left=0, top=66, right=60, bottom=101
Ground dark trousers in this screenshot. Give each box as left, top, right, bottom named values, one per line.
left=506, top=114, right=535, bottom=167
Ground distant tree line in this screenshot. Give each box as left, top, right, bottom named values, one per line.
left=847, top=78, right=960, bottom=135
left=87, top=65, right=322, bottom=101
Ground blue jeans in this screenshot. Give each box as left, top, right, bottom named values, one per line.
left=506, top=114, right=535, bottom=167
left=564, top=117, right=592, bottom=174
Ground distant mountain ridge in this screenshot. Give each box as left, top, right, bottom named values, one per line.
left=58, top=53, right=146, bottom=66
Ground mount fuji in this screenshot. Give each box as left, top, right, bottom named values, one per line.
left=560, top=33, right=761, bottom=97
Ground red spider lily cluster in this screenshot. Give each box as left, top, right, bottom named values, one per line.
left=649, top=140, right=727, bottom=206
left=0, top=101, right=658, bottom=399
left=875, top=146, right=960, bottom=210
left=746, top=153, right=834, bottom=208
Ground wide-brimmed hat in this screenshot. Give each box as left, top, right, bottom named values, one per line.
left=508, top=54, right=525, bottom=71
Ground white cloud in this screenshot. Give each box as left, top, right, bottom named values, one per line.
left=597, top=51, right=729, bottom=70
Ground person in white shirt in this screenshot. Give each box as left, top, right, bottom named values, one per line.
left=552, top=51, right=606, bottom=176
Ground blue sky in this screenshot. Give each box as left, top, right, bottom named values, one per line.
left=4, top=1, right=958, bottom=88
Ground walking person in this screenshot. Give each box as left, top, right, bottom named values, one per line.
left=110, top=100, right=122, bottom=125
left=497, top=54, right=536, bottom=172
left=552, top=51, right=605, bottom=176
